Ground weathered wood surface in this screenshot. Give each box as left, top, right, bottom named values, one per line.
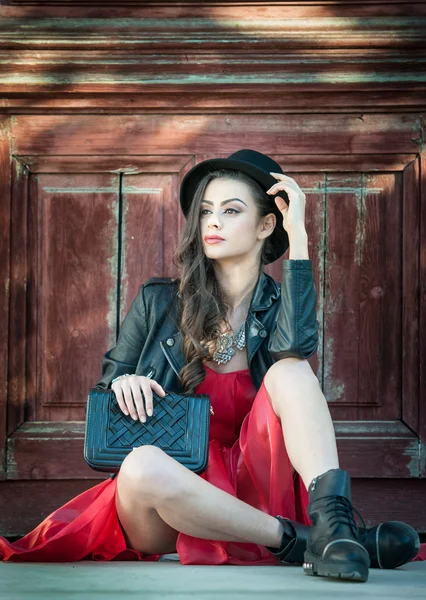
left=0, top=117, right=11, bottom=481
left=0, top=3, right=425, bottom=106
left=2, top=91, right=426, bottom=112
left=420, top=153, right=426, bottom=453
left=9, top=114, right=424, bottom=155
left=0, top=0, right=425, bottom=536
left=2, top=477, right=426, bottom=539
left=3, top=115, right=423, bottom=479
left=5, top=420, right=421, bottom=480
left=0, top=50, right=425, bottom=95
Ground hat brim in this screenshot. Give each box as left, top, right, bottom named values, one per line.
left=180, top=157, right=290, bottom=264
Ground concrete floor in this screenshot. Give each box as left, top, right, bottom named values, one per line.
left=1, top=557, right=425, bottom=600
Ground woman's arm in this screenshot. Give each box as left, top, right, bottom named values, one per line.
left=95, top=284, right=149, bottom=389
left=268, top=258, right=319, bottom=361
left=266, top=174, right=320, bottom=361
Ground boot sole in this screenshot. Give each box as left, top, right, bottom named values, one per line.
left=303, top=551, right=369, bottom=582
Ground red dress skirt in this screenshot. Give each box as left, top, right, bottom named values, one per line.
left=1, top=365, right=425, bottom=564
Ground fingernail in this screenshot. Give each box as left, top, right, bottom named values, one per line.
left=147, top=409, right=153, bottom=417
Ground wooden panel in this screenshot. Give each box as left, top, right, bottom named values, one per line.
left=1, top=13, right=425, bottom=54
left=24, top=173, right=120, bottom=425
left=120, top=171, right=185, bottom=293
left=16, top=153, right=419, bottom=174
left=324, top=173, right=363, bottom=408
left=0, top=479, right=105, bottom=538
left=335, top=421, right=420, bottom=478
left=8, top=155, right=198, bottom=426
left=18, top=155, right=194, bottom=175
left=321, top=173, right=401, bottom=419
left=421, top=442, right=426, bottom=478
left=357, top=172, right=403, bottom=421
left=6, top=423, right=106, bottom=480
left=402, top=160, right=421, bottom=437
left=0, top=117, right=11, bottom=480
left=1, top=477, right=426, bottom=539
left=10, top=115, right=422, bottom=156
left=7, top=159, right=29, bottom=438
left=3, top=91, right=426, bottom=113
left=1, top=50, right=425, bottom=96
left=420, top=153, right=426, bottom=454
left=351, top=478, right=426, bottom=532
left=5, top=420, right=419, bottom=481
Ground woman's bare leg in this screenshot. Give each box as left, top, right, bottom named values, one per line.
left=116, top=445, right=285, bottom=554
left=116, top=357, right=338, bottom=554
left=263, top=357, right=340, bottom=491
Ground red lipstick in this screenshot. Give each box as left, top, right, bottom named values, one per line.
left=204, top=235, right=225, bottom=244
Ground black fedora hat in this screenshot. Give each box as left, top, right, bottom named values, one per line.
left=179, top=149, right=290, bottom=264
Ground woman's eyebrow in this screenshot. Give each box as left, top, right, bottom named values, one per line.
left=201, top=198, right=247, bottom=207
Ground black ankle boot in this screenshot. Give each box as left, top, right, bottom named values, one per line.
left=266, top=517, right=420, bottom=570
left=359, top=521, right=421, bottom=569
left=265, top=516, right=310, bottom=564
left=303, top=468, right=370, bottom=582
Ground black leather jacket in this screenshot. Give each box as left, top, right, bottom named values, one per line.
left=95, top=259, right=319, bottom=393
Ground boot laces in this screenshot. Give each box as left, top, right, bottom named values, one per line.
left=324, top=495, right=367, bottom=539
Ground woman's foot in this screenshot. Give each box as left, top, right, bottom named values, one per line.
left=304, top=468, right=370, bottom=581
left=266, top=516, right=420, bottom=570
left=359, top=521, right=421, bottom=569
left=266, top=469, right=370, bottom=582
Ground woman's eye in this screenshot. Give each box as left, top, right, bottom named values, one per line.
left=200, top=208, right=239, bottom=215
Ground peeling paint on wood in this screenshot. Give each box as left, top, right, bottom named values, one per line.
left=334, top=421, right=418, bottom=435
left=106, top=194, right=119, bottom=347
left=304, top=186, right=383, bottom=194
left=42, top=187, right=117, bottom=193
left=2, top=73, right=426, bottom=86
left=324, top=337, right=346, bottom=402
left=403, top=441, right=421, bottom=477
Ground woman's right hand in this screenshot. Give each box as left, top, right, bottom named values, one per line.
left=111, top=375, right=166, bottom=423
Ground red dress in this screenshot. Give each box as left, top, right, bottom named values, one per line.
left=1, top=365, right=425, bottom=563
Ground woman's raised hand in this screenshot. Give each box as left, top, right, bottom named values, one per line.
left=266, top=172, right=307, bottom=236
left=111, top=375, right=166, bottom=423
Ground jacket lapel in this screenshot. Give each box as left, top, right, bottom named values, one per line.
left=246, top=272, right=279, bottom=362
left=160, top=330, right=185, bottom=381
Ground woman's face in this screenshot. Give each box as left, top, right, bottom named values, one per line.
left=199, top=177, right=275, bottom=263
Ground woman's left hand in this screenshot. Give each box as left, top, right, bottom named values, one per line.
left=266, top=172, right=306, bottom=236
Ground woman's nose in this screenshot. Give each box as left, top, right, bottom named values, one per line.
left=207, top=212, right=222, bottom=228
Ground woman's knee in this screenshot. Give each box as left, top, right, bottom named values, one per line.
left=118, top=445, right=180, bottom=503
left=264, top=357, right=317, bottom=395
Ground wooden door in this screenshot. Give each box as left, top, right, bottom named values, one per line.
left=1, top=113, right=425, bottom=536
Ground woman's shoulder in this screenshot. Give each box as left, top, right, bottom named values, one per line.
left=140, top=276, right=180, bottom=303
left=143, top=276, right=180, bottom=288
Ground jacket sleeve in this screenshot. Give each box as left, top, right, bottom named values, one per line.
left=268, top=259, right=320, bottom=361
left=94, top=284, right=149, bottom=389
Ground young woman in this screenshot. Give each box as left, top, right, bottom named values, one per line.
left=0, top=150, right=423, bottom=579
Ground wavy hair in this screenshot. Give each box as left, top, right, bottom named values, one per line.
left=173, top=169, right=277, bottom=393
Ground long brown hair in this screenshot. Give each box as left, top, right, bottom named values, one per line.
left=173, top=169, right=276, bottom=392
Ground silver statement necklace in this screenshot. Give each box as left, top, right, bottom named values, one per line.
left=212, top=321, right=246, bottom=365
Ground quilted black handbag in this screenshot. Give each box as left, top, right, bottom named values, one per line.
left=84, top=386, right=212, bottom=474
